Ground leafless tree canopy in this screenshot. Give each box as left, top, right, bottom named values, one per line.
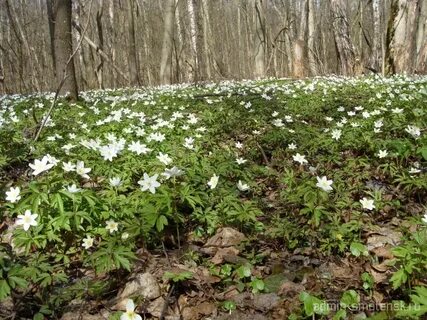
left=0, top=0, right=426, bottom=95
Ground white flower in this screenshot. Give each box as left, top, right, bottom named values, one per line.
left=120, top=299, right=142, bottom=320
left=62, top=161, right=76, bottom=172
left=272, top=119, right=284, bottom=127
left=121, top=232, right=129, bottom=240
left=106, top=220, right=119, bottom=234
left=235, top=142, right=243, bottom=149
left=236, top=157, right=247, bottom=165
left=82, top=235, right=94, bottom=249
left=183, top=137, right=195, bottom=149
left=100, top=145, right=119, bottom=161
left=16, top=210, right=38, bottom=231
left=109, top=177, right=122, bottom=187
left=360, top=197, right=375, bottom=211
left=331, top=129, right=342, bottom=140
left=67, top=184, right=81, bottom=193
left=207, top=174, right=219, bottom=189
left=162, top=167, right=184, bottom=180
left=29, top=156, right=55, bottom=176
left=128, top=141, right=151, bottom=155
left=237, top=180, right=249, bottom=191
left=422, top=213, right=427, bottom=224
left=288, top=143, right=297, bottom=150
left=391, top=107, right=403, bottom=114
left=409, top=167, right=421, bottom=174
left=377, top=150, right=388, bottom=158
left=147, top=132, right=166, bottom=142
left=316, top=176, right=333, bottom=192
left=6, top=187, right=21, bottom=203
left=293, top=153, right=308, bottom=165
left=405, top=125, right=421, bottom=139
left=45, top=154, right=59, bottom=166
left=138, top=173, right=161, bottom=194
left=76, top=161, right=91, bottom=179
left=157, top=152, right=172, bottom=165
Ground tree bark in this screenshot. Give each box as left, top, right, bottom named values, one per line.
left=160, top=0, right=175, bottom=84
left=386, top=0, right=421, bottom=74
left=307, top=0, right=317, bottom=75
left=253, top=0, right=266, bottom=78
left=330, top=0, right=361, bottom=76
left=53, top=0, right=78, bottom=99
left=127, top=0, right=140, bottom=86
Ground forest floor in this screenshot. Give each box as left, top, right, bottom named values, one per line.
left=1, top=75, right=427, bottom=320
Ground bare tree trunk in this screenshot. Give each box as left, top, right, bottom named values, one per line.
left=127, top=0, right=140, bottom=86
left=5, top=0, right=41, bottom=91
left=160, top=0, right=175, bottom=84
left=386, top=0, right=420, bottom=74
left=372, top=0, right=382, bottom=72
left=46, top=0, right=56, bottom=73
left=201, top=0, right=211, bottom=79
left=307, top=0, right=317, bottom=75
left=293, top=0, right=308, bottom=77
left=253, top=0, right=266, bottom=78
left=53, top=0, right=78, bottom=99
left=330, top=0, right=361, bottom=75
left=192, top=0, right=207, bottom=81
left=187, top=0, right=197, bottom=82
left=415, top=0, right=427, bottom=73
left=96, top=0, right=104, bottom=89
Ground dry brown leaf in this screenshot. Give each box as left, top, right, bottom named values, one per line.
left=202, top=228, right=246, bottom=255
left=371, top=246, right=394, bottom=259
left=278, top=281, right=304, bottom=296
left=211, top=247, right=240, bottom=265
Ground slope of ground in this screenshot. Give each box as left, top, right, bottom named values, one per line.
left=0, top=75, right=426, bottom=319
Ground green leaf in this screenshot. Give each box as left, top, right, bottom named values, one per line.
left=33, top=313, right=46, bottom=320
left=53, top=193, right=64, bottom=214
left=156, top=215, right=168, bottom=232
left=340, top=290, right=360, bottom=308
left=8, top=276, right=28, bottom=289
left=0, top=279, right=11, bottom=300
left=390, top=268, right=408, bottom=289
left=250, top=278, right=265, bottom=293
left=236, top=264, right=252, bottom=278
left=163, top=271, right=193, bottom=282
left=350, top=242, right=368, bottom=257
left=333, top=309, right=347, bottom=320
left=299, top=291, right=330, bottom=316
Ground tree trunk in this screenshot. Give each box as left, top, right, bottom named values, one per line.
left=253, top=0, right=266, bottom=78
left=415, top=0, right=427, bottom=73
left=293, top=0, right=308, bottom=77
left=192, top=0, right=207, bottom=82
left=372, top=0, right=382, bottom=72
left=160, top=0, right=175, bottom=84
left=330, top=0, right=361, bottom=76
left=5, top=0, right=41, bottom=91
left=127, top=0, right=140, bottom=86
left=96, top=0, right=104, bottom=89
left=53, top=0, right=78, bottom=99
left=307, top=0, right=317, bottom=75
left=386, top=0, right=420, bottom=74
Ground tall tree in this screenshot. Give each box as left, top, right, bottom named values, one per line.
left=160, top=0, right=175, bottom=84
left=52, top=0, right=79, bottom=99
left=253, top=0, right=266, bottom=78
left=330, top=0, right=361, bottom=75
left=387, top=0, right=421, bottom=74
left=127, top=0, right=140, bottom=86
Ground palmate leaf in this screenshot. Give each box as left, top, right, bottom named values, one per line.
left=0, top=279, right=11, bottom=300
left=396, top=286, right=427, bottom=318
